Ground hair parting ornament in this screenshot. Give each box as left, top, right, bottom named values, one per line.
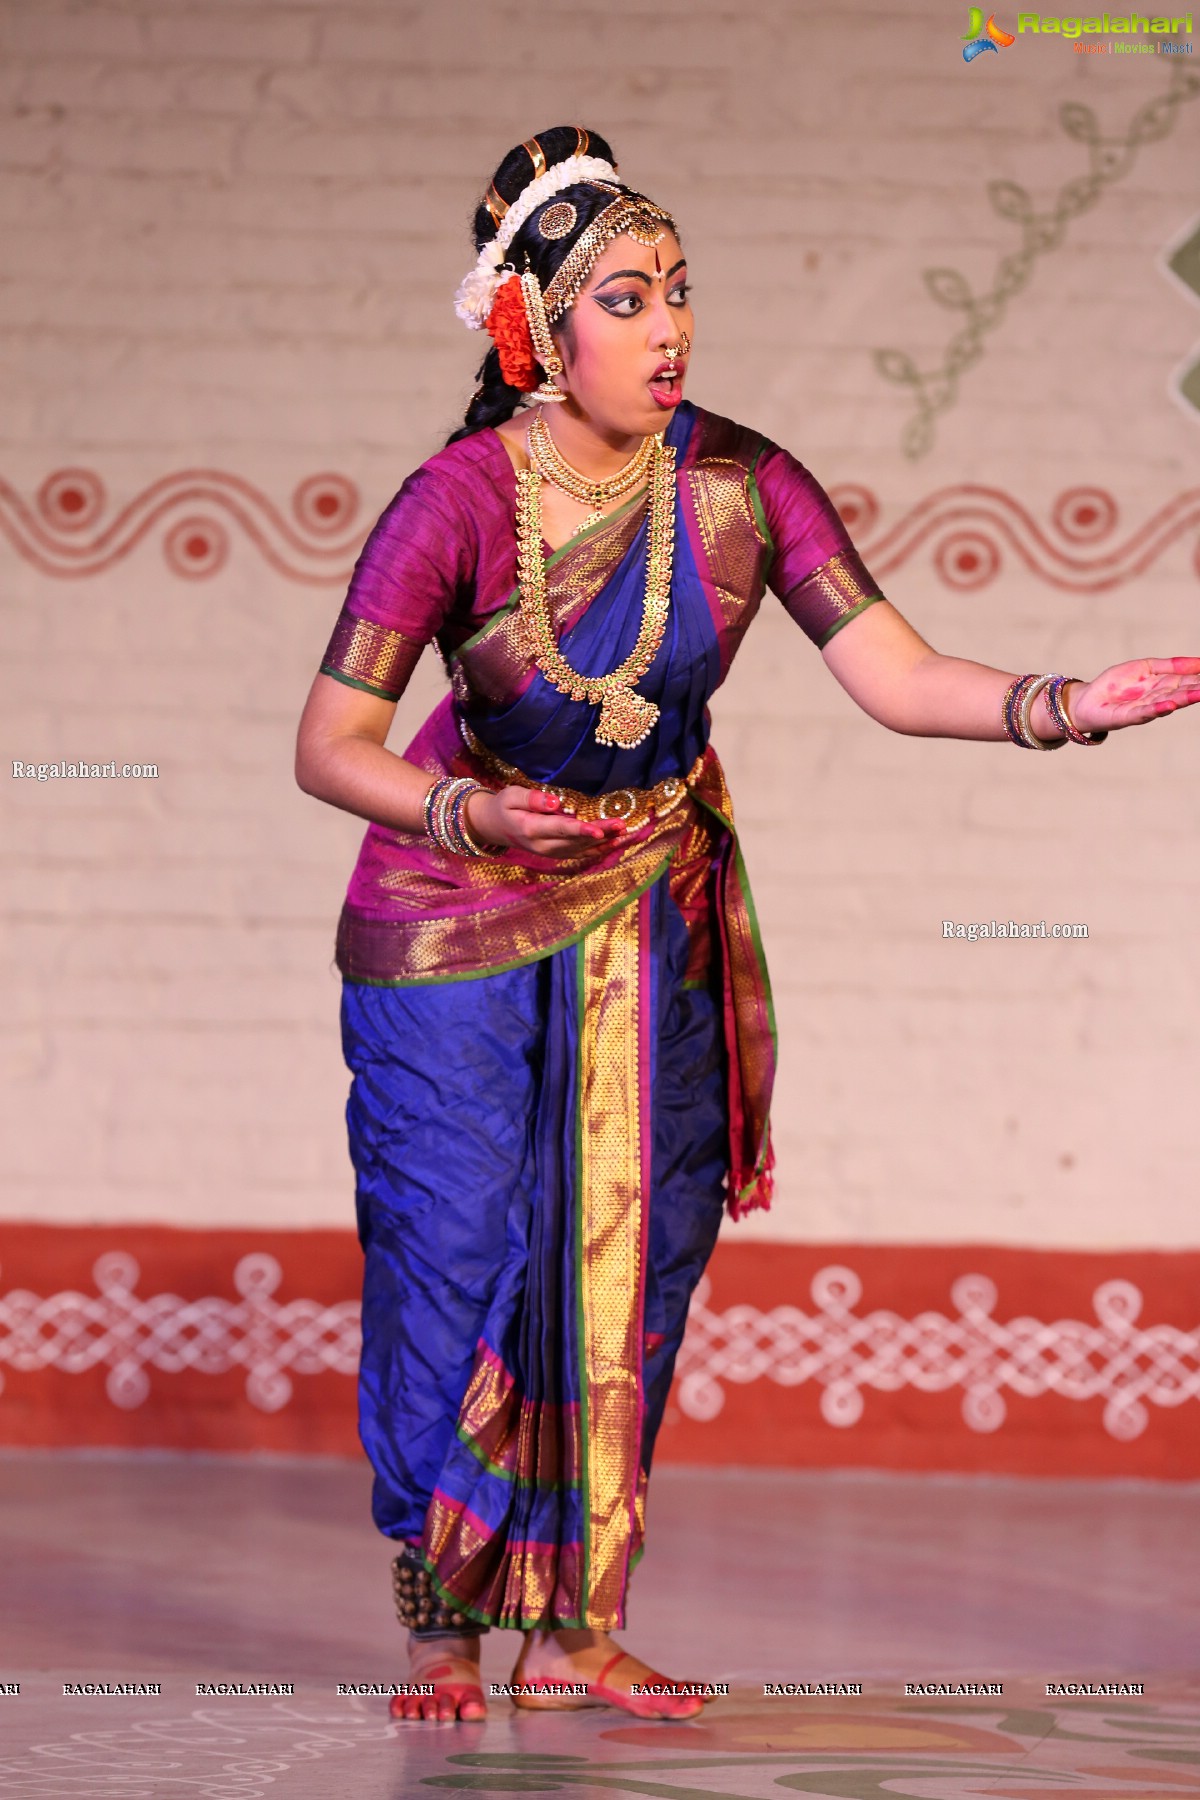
left=454, top=128, right=679, bottom=399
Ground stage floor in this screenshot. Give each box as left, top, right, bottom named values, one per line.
left=2, top=1451, right=1197, bottom=1798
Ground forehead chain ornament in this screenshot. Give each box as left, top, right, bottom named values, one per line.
left=454, top=167, right=676, bottom=335
left=540, top=197, right=672, bottom=323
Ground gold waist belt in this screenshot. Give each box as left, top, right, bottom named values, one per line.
left=460, top=718, right=703, bottom=828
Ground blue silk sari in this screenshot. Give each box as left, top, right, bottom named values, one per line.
left=323, top=397, right=884, bottom=1631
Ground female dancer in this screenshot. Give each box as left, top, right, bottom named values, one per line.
left=294, top=124, right=1200, bottom=1724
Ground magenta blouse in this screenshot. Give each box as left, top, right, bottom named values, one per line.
left=318, top=400, right=884, bottom=708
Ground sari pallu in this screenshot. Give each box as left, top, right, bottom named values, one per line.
left=329, top=402, right=811, bottom=1632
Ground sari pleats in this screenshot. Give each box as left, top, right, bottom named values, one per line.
left=418, top=886, right=656, bottom=1630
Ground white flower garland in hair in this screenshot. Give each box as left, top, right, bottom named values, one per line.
left=453, top=154, right=621, bottom=330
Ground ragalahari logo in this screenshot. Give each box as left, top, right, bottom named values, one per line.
left=963, top=8, right=1017, bottom=56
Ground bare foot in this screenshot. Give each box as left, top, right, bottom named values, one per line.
left=390, top=1631, right=487, bottom=1723
left=512, top=1626, right=708, bottom=1719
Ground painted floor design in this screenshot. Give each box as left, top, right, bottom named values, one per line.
left=2, top=1453, right=1196, bottom=1798
left=3, top=1684, right=1200, bottom=1798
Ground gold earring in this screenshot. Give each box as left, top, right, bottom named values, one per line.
left=520, top=257, right=568, bottom=405
left=533, top=371, right=568, bottom=404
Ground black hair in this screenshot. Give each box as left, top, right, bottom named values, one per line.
left=444, top=125, right=674, bottom=446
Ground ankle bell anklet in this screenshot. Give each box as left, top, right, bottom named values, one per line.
left=392, top=1546, right=487, bottom=1638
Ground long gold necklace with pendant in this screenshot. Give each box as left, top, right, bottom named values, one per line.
left=515, top=417, right=676, bottom=751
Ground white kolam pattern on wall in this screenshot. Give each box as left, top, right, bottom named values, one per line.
left=2, top=1251, right=1197, bottom=1445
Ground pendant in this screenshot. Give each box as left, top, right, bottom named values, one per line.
left=595, top=686, right=660, bottom=750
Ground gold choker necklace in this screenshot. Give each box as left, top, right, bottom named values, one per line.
left=526, top=412, right=655, bottom=532
left=515, top=422, right=676, bottom=750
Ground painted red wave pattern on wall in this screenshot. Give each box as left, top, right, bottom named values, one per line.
left=0, top=470, right=362, bottom=584
left=2, top=472, right=1200, bottom=588
left=0, top=1227, right=1196, bottom=1477
left=828, top=482, right=1200, bottom=591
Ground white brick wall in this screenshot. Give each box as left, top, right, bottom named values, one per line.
left=2, top=0, right=1198, bottom=1243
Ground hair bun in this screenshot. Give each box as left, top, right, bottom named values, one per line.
left=471, top=125, right=619, bottom=252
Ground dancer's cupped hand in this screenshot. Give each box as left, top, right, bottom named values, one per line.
left=468, top=785, right=626, bottom=862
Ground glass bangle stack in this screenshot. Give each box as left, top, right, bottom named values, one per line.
left=1002, top=672, right=1107, bottom=748
left=423, top=774, right=507, bottom=855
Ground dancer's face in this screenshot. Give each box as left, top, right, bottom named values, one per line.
left=552, top=228, right=692, bottom=443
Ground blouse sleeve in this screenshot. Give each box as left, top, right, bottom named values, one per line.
left=317, top=463, right=475, bottom=700
left=749, top=438, right=885, bottom=649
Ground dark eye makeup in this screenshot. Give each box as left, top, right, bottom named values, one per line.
left=599, top=282, right=692, bottom=316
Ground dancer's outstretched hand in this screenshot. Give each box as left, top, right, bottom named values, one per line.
left=1071, top=656, right=1200, bottom=734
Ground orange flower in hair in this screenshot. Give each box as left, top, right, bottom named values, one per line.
left=485, top=274, right=539, bottom=392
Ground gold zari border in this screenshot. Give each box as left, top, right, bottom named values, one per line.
left=577, top=894, right=646, bottom=1627
left=335, top=730, right=711, bottom=984
left=422, top=1490, right=584, bottom=1629
left=784, top=546, right=882, bottom=648
left=319, top=606, right=423, bottom=699
left=456, top=1344, right=583, bottom=1488
left=687, top=458, right=769, bottom=633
